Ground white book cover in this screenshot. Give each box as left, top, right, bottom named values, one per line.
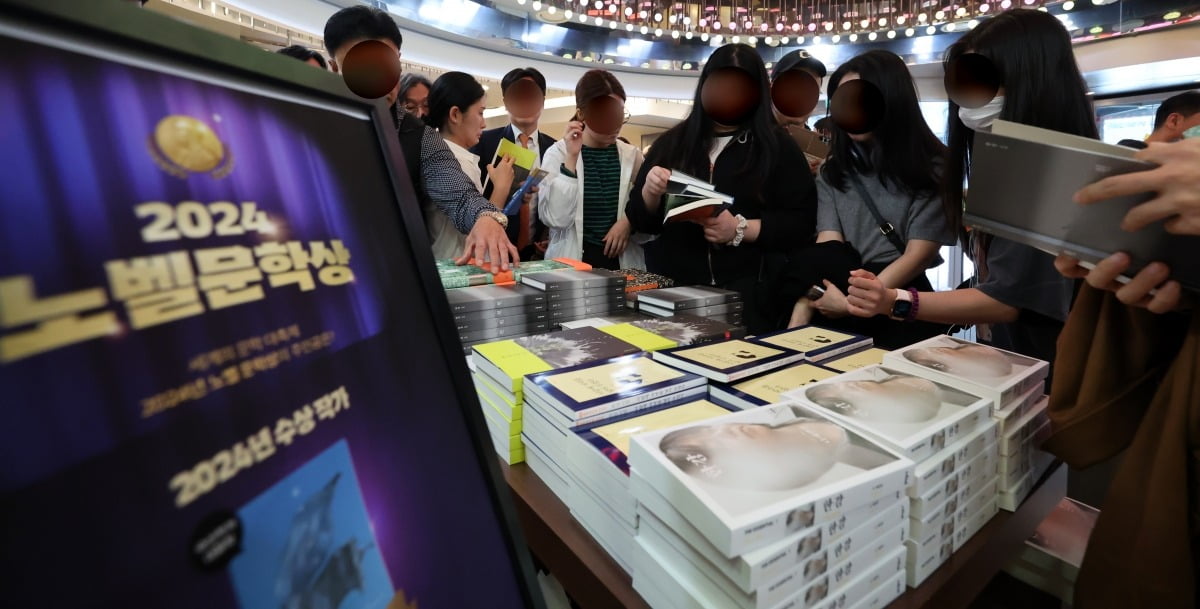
left=629, top=403, right=913, bottom=558
left=709, top=363, right=843, bottom=410
left=785, top=365, right=992, bottom=462
left=837, top=570, right=905, bottom=609
left=1000, top=396, right=1050, bottom=456
left=953, top=498, right=1000, bottom=552
left=908, top=420, right=1000, bottom=500
left=993, top=383, right=1045, bottom=434
left=805, top=547, right=906, bottom=609
left=633, top=474, right=908, bottom=594
left=884, top=336, right=1049, bottom=410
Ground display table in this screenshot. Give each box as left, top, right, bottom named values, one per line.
left=501, top=460, right=1067, bottom=609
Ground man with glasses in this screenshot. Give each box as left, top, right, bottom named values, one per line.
left=474, top=68, right=557, bottom=260
left=398, top=73, right=432, bottom=119
left=324, top=6, right=517, bottom=271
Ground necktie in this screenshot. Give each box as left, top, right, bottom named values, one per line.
left=516, top=133, right=532, bottom=251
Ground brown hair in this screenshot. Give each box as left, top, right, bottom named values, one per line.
left=574, top=69, right=626, bottom=117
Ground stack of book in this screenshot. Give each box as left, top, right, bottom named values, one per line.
left=437, top=257, right=588, bottom=289
left=784, top=364, right=996, bottom=587
left=635, top=286, right=745, bottom=326
left=627, top=403, right=915, bottom=609
left=564, top=394, right=738, bottom=571
left=1005, top=497, right=1099, bottom=606
left=446, top=284, right=550, bottom=352
left=705, top=341, right=889, bottom=411
left=651, top=337, right=808, bottom=384
left=621, top=269, right=675, bottom=294
left=519, top=269, right=629, bottom=326
left=518, top=354, right=711, bottom=567
left=747, top=326, right=874, bottom=365
left=820, top=347, right=891, bottom=373
left=883, top=337, right=1052, bottom=511
left=563, top=312, right=746, bottom=351
left=471, top=327, right=641, bottom=464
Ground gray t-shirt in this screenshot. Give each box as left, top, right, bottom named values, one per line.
left=816, top=172, right=956, bottom=265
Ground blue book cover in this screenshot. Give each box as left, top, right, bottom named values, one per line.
left=748, top=326, right=872, bottom=363
left=573, top=397, right=737, bottom=477
left=230, top=440, right=394, bottom=609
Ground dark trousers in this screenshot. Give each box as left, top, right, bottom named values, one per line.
left=581, top=241, right=620, bottom=270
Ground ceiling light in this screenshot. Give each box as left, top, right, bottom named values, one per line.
left=843, top=20, right=852, bottom=29
left=517, top=0, right=526, bottom=4
left=713, top=20, right=722, bottom=28
left=639, top=9, right=647, bottom=18
left=979, top=3, right=989, bottom=11
left=956, top=7, right=967, bottom=16
left=562, top=53, right=573, bottom=58
left=879, top=17, right=888, bottom=25
left=1000, top=0, right=1011, bottom=6
left=655, top=27, right=663, bottom=35
left=609, top=20, right=618, bottom=28
left=849, top=33, right=858, bottom=40
left=564, top=8, right=572, bottom=17
left=732, top=34, right=741, bottom=42
left=793, top=22, right=802, bottom=31
left=765, top=62, right=773, bottom=69
left=669, top=14, right=677, bottom=23
left=968, top=19, right=978, bottom=28
left=531, top=1, right=542, bottom=9
left=1062, top=0, right=1074, bottom=9
left=624, top=6, right=633, bottom=15
left=701, top=32, right=710, bottom=40
left=926, top=25, right=936, bottom=33
left=625, top=22, right=633, bottom=30
left=749, top=35, right=758, bottom=43
left=944, top=22, right=956, bottom=31
left=808, top=22, right=817, bottom=30
left=593, top=0, right=602, bottom=8
left=699, top=18, right=707, bottom=26
left=547, top=5, right=555, bottom=13
left=832, top=34, right=841, bottom=42
left=579, top=13, right=588, bottom=21
left=887, top=29, right=897, bottom=37
left=813, top=35, right=822, bottom=43
left=905, top=27, right=915, bottom=35
left=654, top=12, right=663, bottom=21
left=685, top=31, right=693, bottom=38
left=1089, top=25, right=1103, bottom=33
left=683, top=16, right=692, bottom=25
left=825, top=21, right=834, bottom=30
left=683, top=62, right=693, bottom=69
left=1164, top=10, right=1182, bottom=19
left=861, top=18, right=870, bottom=27
left=868, top=31, right=877, bottom=39
left=731, top=21, right=739, bottom=30
left=935, top=9, right=945, bottom=19
left=641, top=62, right=650, bottom=68
left=918, top=12, right=928, bottom=21
left=640, top=25, right=649, bottom=33
left=897, top=15, right=907, bottom=24
left=672, top=29, right=680, bottom=37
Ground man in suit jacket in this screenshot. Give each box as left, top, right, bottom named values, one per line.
left=472, top=67, right=557, bottom=260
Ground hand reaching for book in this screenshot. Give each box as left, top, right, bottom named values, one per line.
left=487, top=154, right=516, bottom=198
left=1074, top=137, right=1200, bottom=235
left=1054, top=252, right=1186, bottom=314
left=603, top=216, right=632, bottom=258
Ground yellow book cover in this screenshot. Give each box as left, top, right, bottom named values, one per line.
left=672, top=340, right=784, bottom=371
left=756, top=326, right=857, bottom=353
left=600, top=323, right=679, bottom=352
left=473, top=340, right=553, bottom=390
left=592, top=399, right=732, bottom=455
left=824, top=348, right=890, bottom=372
left=546, top=357, right=683, bottom=405
left=476, top=389, right=523, bottom=434
left=496, top=137, right=538, bottom=171
left=732, top=364, right=841, bottom=403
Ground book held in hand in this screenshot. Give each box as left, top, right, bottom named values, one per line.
left=663, top=171, right=734, bottom=224
left=966, top=119, right=1200, bottom=292
left=651, top=338, right=806, bottom=383
left=627, top=402, right=914, bottom=557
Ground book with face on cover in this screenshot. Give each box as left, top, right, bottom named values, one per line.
left=472, top=327, right=640, bottom=395
left=523, top=353, right=709, bottom=426
left=627, top=402, right=914, bottom=558
left=709, top=362, right=842, bottom=410
left=748, top=325, right=872, bottom=363
left=634, top=478, right=908, bottom=595
left=883, top=336, right=1049, bottom=410
left=651, top=339, right=806, bottom=383
left=785, top=365, right=992, bottom=462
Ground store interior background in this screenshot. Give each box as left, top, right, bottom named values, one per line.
left=141, top=0, right=1200, bottom=303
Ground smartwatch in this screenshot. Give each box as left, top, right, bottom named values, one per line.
left=890, top=288, right=916, bottom=322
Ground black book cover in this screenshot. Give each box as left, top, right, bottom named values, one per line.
left=453, top=302, right=548, bottom=322
left=455, top=310, right=550, bottom=332
left=548, top=293, right=627, bottom=311
left=544, top=284, right=627, bottom=301
left=636, top=286, right=742, bottom=310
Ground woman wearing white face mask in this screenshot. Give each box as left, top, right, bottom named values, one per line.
left=840, top=9, right=1084, bottom=372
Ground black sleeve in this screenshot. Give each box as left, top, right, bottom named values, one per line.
left=756, top=132, right=818, bottom=251
left=626, top=142, right=667, bottom=235
left=470, top=131, right=495, bottom=199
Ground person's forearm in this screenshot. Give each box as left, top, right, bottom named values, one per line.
left=913, top=288, right=1020, bottom=324
left=877, top=253, right=929, bottom=289
left=742, top=219, right=761, bottom=243
left=640, top=185, right=662, bottom=213
left=487, top=187, right=507, bottom=209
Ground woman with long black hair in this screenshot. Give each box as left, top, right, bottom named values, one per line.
left=627, top=44, right=817, bottom=334
left=844, top=9, right=1084, bottom=365
left=787, top=50, right=956, bottom=348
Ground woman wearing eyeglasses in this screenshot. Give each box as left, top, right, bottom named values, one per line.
left=538, top=69, right=648, bottom=270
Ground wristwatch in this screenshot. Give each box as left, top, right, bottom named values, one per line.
left=478, top=209, right=509, bottom=229
left=890, top=288, right=919, bottom=322
left=729, top=214, right=749, bottom=247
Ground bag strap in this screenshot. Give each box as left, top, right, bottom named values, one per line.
left=848, top=173, right=907, bottom=257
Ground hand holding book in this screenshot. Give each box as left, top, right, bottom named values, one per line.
left=486, top=154, right=516, bottom=203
